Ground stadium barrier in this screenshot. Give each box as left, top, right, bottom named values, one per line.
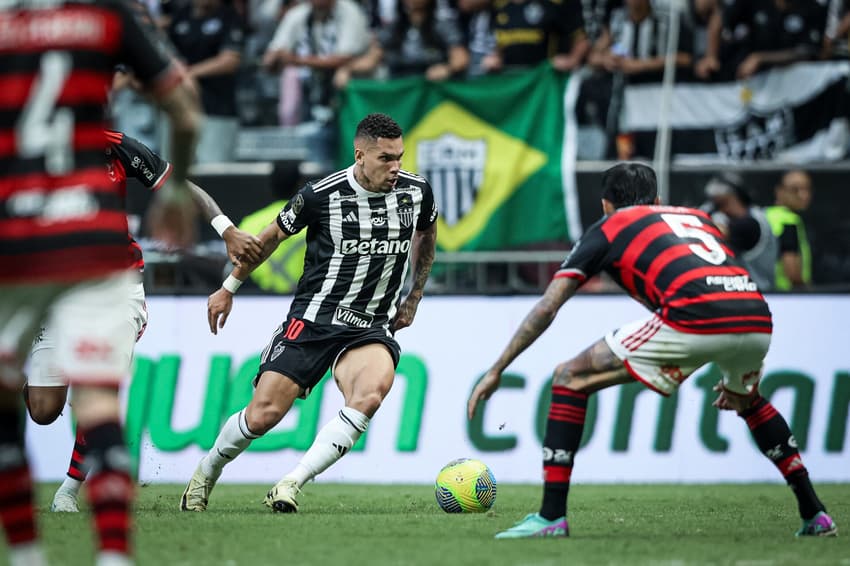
left=128, top=161, right=850, bottom=294
left=27, top=295, right=849, bottom=484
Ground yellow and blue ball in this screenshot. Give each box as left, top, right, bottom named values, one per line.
left=434, top=458, right=497, bottom=513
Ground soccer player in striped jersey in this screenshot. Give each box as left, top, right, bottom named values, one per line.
left=468, top=162, right=836, bottom=539
left=180, top=113, right=438, bottom=513
left=23, top=130, right=262, bottom=514
left=0, top=1, right=202, bottom=563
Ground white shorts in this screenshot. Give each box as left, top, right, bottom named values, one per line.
left=0, top=271, right=145, bottom=388
left=605, top=314, right=772, bottom=396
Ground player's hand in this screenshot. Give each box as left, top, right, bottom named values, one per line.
left=711, top=382, right=735, bottom=411
left=222, top=226, right=263, bottom=266
left=148, top=180, right=199, bottom=249
left=467, top=369, right=501, bottom=420
left=207, top=288, right=234, bottom=335
left=390, top=294, right=421, bottom=332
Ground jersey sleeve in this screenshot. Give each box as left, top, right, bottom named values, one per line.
left=777, top=223, right=800, bottom=254
left=277, top=183, right=321, bottom=235
left=553, top=220, right=609, bottom=285
left=416, top=180, right=439, bottom=230
left=115, top=0, right=183, bottom=94
left=109, top=131, right=172, bottom=191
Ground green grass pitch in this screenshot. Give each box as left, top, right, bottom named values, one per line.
left=3, top=483, right=848, bottom=565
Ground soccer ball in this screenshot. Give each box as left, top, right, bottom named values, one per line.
left=434, top=458, right=497, bottom=513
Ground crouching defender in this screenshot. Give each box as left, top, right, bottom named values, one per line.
left=468, top=162, right=837, bottom=539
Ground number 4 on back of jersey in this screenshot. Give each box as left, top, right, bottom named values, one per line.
left=15, top=51, right=74, bottom=175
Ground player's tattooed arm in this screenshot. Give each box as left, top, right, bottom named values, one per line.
left=409, top=223, right=437, bottom=299
left=392, top=223, right=437, bottom=331
left=468, top=276, right=580, bottom=418
left=491, top=277, right=580, bottom=373
left=187, top=181, right=263, bottom=264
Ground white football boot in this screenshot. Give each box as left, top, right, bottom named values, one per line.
left=264, top=478, right=300, bottom=513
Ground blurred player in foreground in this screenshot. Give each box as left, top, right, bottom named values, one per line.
left=25, top=128, right=262, bottom=513
left=180, top=113, right=438, bottom=513
left=0, top=0, right=202, bottom=563
left=468, top=163, right=837, bottom=539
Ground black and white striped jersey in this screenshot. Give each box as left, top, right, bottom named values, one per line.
left=276, top=165, right=438, bottom=329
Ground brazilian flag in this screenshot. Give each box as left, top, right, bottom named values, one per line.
left=338, top=63, right=581, bottom=251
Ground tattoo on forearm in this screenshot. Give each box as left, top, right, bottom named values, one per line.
left=410, top=228, right=436, bottom=295
left=188, top=182, right=222, bottom=223
left=496, top=301, right=556, bottom=370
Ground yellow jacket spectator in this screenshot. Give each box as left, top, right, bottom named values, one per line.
left=765, top=170, right=813, bottom=291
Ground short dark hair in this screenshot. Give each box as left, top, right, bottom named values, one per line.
left=705, top=172, right=752, bottom=206
left=601, top=162, right=658, bottom=209
left=355, top=113, right=403, bottom=142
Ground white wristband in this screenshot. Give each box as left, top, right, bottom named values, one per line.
left=222, top=274, right=243, bottom=294
left=211, top=214, right=234, bottom=237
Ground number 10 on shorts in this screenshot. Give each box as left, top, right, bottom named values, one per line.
left=284, top=318, right=305, bottom=340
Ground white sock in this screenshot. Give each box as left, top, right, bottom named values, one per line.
left=59, top=476, right=82, bottom=494
left=95, top=551, right=133, bottom=566
left=9, top=542, right=46, bottom=566
left=201, top=410, right=260, bottom=479
left=284, top=407, right=369, bottom=488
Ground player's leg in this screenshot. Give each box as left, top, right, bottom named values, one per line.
left=71, top=385, right=132, bottom=561
left=496, top=337, right=632, bottom=539
left=0, top=389, right=45, bottom=566
left=25, top=328, right=67, bottom=425
left=714, top=333, right=837, bottom=537
left=51, top=272, right=140, bottom=565
left=24, top=329, right=84, bottom=512
left=267, top=341, right=396, bottom=513
left=288, top=342, right=393, bottom=483
left=181, top=371, right=303, bottom=511
left=50, top=426, right=88, bottom=512
left=0, top=285, right=58, bottom=566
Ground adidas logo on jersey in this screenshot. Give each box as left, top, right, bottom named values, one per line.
left=343, top=211, right=358, bottom=222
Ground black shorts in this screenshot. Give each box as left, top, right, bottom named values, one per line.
left=256, top=317, right=401, bottom=397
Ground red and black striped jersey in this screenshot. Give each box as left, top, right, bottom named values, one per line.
left=0, top=0, right=183, bottom=284
left=555, top=205, right=772, bottom=334
left=105, top=130, right=171, bottom=271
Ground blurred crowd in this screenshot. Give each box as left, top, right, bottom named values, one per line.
left=113, top=0, right=850, bottom=163
left=701, top=168, right=815, bottom=292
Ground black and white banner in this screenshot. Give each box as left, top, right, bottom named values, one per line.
left=623, top=61, right=850, bottom=163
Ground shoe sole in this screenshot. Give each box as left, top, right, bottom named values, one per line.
left=802, top=527, right=838, bottom=537
left=495, top=531, right=569, bottom=539
left=266, top=499, right=297, bottom=513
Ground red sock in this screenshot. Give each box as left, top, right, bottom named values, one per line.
left=67, top=428, right=88, bottom=481
left=539, top=386, right=587, bottom=520
left=741, top=396, right=825, bottom=519
left=83, top=421, right=133, bottom=555
left=0, top=465, right=38, bottom=546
